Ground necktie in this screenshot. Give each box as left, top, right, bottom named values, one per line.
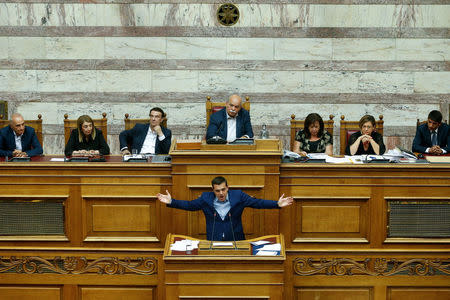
left=431, top=131, right=437, bottom=146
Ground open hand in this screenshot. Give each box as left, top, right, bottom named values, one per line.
left=277, top=194, right=294, bottom=207
left=157, top=190, right=172, bottom=204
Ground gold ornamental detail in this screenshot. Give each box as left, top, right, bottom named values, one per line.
left=0, top=256, right=157, bottom=275
left=293, top=258, right=450, bottom=276
left=217, top=3, right=239, bottom=26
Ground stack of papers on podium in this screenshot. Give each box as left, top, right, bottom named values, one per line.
left=170, top=239, right=199, bottom=252
left=255, top=243, right=281, bottom=256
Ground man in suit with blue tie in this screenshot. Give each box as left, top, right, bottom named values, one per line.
left=157, top=176, right=293, bottom=241
left=206, top=94, right=253, bottom=142
left=119, top=107, right=172, bottom=155
left=412, top=110, right=450, bottom=155
left=0, top=113, right=43, bottom=157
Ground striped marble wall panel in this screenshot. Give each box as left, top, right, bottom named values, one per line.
left=0, top=1, right=448, bottom=155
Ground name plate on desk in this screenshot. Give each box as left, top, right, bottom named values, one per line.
left=229, top=138, right=254, bottom=145
left=65, top=156, right=106, bottom=162
left=176, top=139, right=202, bottom=150
left=6, top=156, right=31, bottom=162
left=122, top=154, right=148, bottom=162
left=198, top=139, right=281, bottom=152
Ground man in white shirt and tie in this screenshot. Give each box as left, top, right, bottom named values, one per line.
left=206, top=94, right=254, bottom=142
left=119, top=107, right=172, bottom=155
left=412, top=110, right=450, bottom=155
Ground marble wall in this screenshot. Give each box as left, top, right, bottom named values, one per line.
left=0, top=1, right=448, bottom=154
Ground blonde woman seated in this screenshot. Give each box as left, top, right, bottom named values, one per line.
left=64, top=115, right=110, bottom=156
left=293, top=113, right=333, bottom=156
left=345, top=115, right=385, bottom=155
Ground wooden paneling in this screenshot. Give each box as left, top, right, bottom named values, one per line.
left=0, top=157, right=449, bottom=300
left=302, top=205, right=360, bottom=233
left=293, top=198, right=369, bottom=242
left=92, top=205, right=150, bottom=231
left=388, top=287, right=450, bottom=300
left=83, top=197, right=158, bottom=242
left=80, top=286, right=155, bottom=300
left=296, top=287, right=372, bottom=300
left=0, top=286, right=61, bottom=300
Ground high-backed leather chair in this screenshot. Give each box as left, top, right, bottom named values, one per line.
left=290, top=114, right=334, bottom=151
left=339, top=115, right=384, bottom=155
left=63, top=113, right=107, bottom=145
left=206, top=96, right=250, bottom=127
left=0, top=114, right=43, bottom=147
left=124, top=113, right=167, bottom=131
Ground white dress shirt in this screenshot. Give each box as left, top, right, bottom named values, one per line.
left=140, top=127, right=165, bottom=154
left=13, top=131, right=22, bottom=151
left=426, top=127, right=447, bottom=154
left=226, top=115, right=237, bottom=142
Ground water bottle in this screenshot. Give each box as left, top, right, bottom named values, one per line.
left=260, top=124, right=269, bottom=139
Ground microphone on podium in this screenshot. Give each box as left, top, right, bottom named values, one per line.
left=228, top=212, right=238, bottom=250
left=209, top=212, right=217, bottom=250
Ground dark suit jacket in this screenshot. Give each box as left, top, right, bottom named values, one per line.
left=64, top=128, right=110, bottom=156
left=0, top=125, right=43, bottom=157
left=206, top=108, right=253, bottom=140
left=119, top=123, right=171, bottom=155
left=412, top=123, right=450, bottom=153
left=168, top=190, right=279, bottom=241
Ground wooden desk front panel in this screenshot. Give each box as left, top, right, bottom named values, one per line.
left=286, top=252, right=450, bottom=300
left=0, top=250, right=162, bottom=300
left=0, top=161, right=172, bottom=248
left=280, top=164, right=450, bottom=250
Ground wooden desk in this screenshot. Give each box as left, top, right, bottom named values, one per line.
left=0, top=155, right=172, bottom=248
left=163, top=233, right=285, bottom=299
left=280, top=162, right=450, bottom=300
left=0, top=154, right=449, bottom=300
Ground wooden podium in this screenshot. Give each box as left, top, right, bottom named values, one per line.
left=163, top=233, right=286, bottom=299
left=169, top=139, right=283, bottom=241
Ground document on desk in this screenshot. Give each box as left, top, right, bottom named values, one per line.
left=170, top=239, right=199, bottom=251
left=256, top=250, right=278, bottom=256
left=325, top=156, right=353, bottom=164
left=213, top=242, right=234, bottom=247
left=258, top=243, right=281, bottom=251
left=250, top=240, right=271, bottom=246
left=307, top=153, right=328, bottom=160
left=50, top=158, right=65, bottom=162
left=426, top=156, right=450, bottom=163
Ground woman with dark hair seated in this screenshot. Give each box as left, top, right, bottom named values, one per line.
left=293, top=113, right=333, bottom=156
left=345, top=114, right=385, bottom=155
left=64, top=115, right=110, bottom=156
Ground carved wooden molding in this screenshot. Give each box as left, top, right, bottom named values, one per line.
left=293, top=258, right=450, bottom=276
left=0, top=256, right=157, bottom=275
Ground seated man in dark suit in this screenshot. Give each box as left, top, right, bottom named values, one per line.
left=119, top=107, right=171, bottom=155
left=412, top=110, right=450, bottom=155
left=157, top=176, right=293, bottom=241
left=206, top=94, right=253, bottom=142
left=0, top=113, right=43, bottom=157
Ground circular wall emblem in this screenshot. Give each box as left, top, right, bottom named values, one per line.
left=217, top=3, right=239, bottom=26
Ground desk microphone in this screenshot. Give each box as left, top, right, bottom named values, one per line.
left=209, top=212, right=217, bottom=250
left=228, top=212, right=238, bottom=250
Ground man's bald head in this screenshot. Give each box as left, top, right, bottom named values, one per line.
left=226, top=94, right=242, bottom=117
left=10, top=113, right=25, bottom=136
